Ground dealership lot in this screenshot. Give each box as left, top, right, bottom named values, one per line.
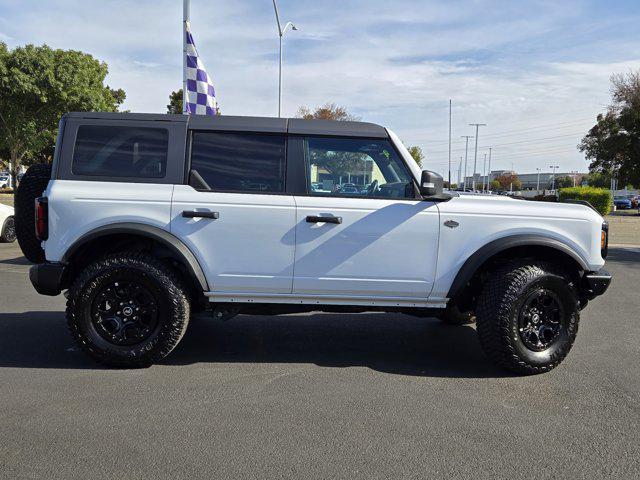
left=0, top=240, right=639, bottom=479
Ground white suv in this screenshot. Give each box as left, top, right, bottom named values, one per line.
left=19, top=113, right=611, bottom=374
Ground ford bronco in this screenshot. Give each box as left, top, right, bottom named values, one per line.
left=17, top=113, right=611, bottom=374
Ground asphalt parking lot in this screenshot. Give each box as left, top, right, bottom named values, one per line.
left=0, top=241, right=639, bottom=479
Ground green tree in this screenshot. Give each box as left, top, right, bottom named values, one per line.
left=297, top=103, right=359, bottom=121
left=490, top=180, right=501, bottom=192
left=580, top=71, right=640, bottom=187
left=495, top=174, right=522, bottom=191
left=296, top=104, right=364, bottom=184
left=0, top=43, right=125, bottom=185
left=556, top=176, right=574, bottom=188
left=586, top=172, right=610, bottom=188
left=167, top=90, right=183, bottom=114
left=168, top=89, right=220, bottom=115
left=407, top=145, right=424, bottom=168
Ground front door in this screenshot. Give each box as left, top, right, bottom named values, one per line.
left=171, top=131, right=296, bottom=294
left=293, top=136, right=440, bottom=299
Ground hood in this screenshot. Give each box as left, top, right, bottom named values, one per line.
left=442, top=194, right=603, bottom=223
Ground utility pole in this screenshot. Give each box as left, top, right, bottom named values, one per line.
left=458, top=156, right=463, bottom=187
left=536, top=168, right=541, bottom=193
left=487, top=148, right=492, bottom=192
left=469, top=123, right=487, bottom=191
left=461, top=136, right=474, bottom=191
left=550, top=165, right=559, bottom=191
left=448, top=99, right=452, bottom=188
left=482, top=153, right=487, bottom=192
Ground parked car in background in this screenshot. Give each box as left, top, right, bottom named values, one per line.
left=0, top=203, right=16, bottom=243
left=0, top=175, right=10, bottom=189
left=629, top=195, right=639, bottom=209
left=614, top=196, right=632, bottom=209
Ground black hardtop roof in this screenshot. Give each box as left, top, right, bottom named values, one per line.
left=64, top=112, right=388, bottom=138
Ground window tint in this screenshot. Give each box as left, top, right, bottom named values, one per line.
left=190, top=132, right=286, bottom=193
left=73, top=126, right=168, bottom=178
left=306, top=137, right=415, bottom=199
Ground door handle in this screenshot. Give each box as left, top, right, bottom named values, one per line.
left=306, top=215, right=342, bottom=225
left=182, top=210, right=220, bottom=220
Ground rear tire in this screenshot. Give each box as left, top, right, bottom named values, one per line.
left=476, top=261, right=580, bottom=375
left=0, top=216, right=16, bottom=243
left=15, top=164, right=52, bottom=263
left=66, top=253, right=191, bottom=368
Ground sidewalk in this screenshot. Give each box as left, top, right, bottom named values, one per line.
left=0, top=193, right=13, bottom=207
left=606, top=213, right=640, bottom=246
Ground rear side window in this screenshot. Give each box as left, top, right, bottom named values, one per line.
left=190, top=132, right=286, bottom=193
left=72, top=126, right=168, bottom=178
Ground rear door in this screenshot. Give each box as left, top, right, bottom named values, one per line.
left=292, top=136, right=440, bottom=299
left=171, top=130, right=297, bottom=294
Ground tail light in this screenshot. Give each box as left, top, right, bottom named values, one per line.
left=601, top=222, right=609, bottom=259
left=35, top=197, right=49, bottom=241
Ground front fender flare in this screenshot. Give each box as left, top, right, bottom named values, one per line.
left=447, top=235, right=589, bottom=300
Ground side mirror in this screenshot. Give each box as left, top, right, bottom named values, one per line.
left=420, top=170, right=443, bottom=197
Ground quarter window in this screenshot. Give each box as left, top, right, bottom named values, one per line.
left=190, top=132, right=286, bottom=193
left=306, top=137, right=415, bottom=199
left=72, top=126, right=168, bottom=178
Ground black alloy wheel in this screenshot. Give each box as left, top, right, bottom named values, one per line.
left=91, top=280, right=159, bottom=346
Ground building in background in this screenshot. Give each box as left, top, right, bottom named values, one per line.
left=465, top=170, right=587, bottom=191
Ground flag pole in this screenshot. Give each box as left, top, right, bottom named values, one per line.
left=182, top=0, right=190, bottom=114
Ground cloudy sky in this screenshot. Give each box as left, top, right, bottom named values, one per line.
left=1, top=0, right=639, bottom=176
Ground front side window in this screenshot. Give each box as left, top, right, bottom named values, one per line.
left=190, top=132, right=286, bottom=193
left=305, top=137, right=415, bottom=199
left=72, top=126, right=168, bottom=178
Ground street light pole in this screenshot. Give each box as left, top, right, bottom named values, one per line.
left=448, top=99, right=452, bottom=188
left=469, top=123, right=486, bottom=191
left=461, top=136, right=474, bottom=191
left=482, top=153, right=487, bottom=192
left=536, top=168, right=541, bottom=193
left=550, top=165, right=559, bottom=191
left=272, top=0, right=297, bottom=118
left=487, top=147, right=492, bottom=192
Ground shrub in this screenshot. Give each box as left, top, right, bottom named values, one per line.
left=0, top=188, right=15, bottom=194
left=558, top=186, right=613, bottom=216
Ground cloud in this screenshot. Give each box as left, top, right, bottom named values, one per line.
left=1, top=0, right=640, bottom=173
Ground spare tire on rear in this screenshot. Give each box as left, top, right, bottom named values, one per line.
left=15, top=164, right=52, bottom=263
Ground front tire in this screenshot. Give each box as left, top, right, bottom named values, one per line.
left=476, top=261, right=579, bottom=375
left=66, top=253, right=190, bottom=368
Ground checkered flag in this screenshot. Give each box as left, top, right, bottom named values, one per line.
left=184, top=21, right=218, bottom=115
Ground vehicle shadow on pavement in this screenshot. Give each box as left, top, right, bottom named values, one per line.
left=0, top=311, right=506, bottom=378
left=605, top=247, right=640, bottom=265
left=0, top=256, right=31, bottom=266
left=168, top=313, right=507, bottom=379
left=0, top=312, right=99, bottom=369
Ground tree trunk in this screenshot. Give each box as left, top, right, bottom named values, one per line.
left=9, top=149, right=20, bottom=190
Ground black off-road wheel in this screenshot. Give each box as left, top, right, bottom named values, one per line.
left=15, top=164, right=52, bottom=263
left=0, top=216, right=16, bottom=243
left=66, top=253, right=191, bottom=368
left=476, top=261, right=580, bottom=375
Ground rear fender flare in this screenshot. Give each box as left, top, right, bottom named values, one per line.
left=62, top=223, right=209, bottom=291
